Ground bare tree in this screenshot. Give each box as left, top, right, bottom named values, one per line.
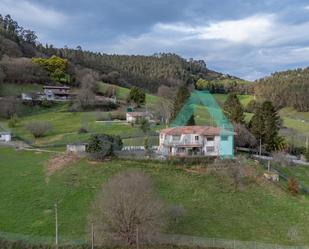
left=75, top=70, right=99, bottom=110
left=26, top=121, right=52, bottom=138
left=0, top=97, right=21, bottom=118
left=233, top=123, right=257, bottom=148
left=153, top=99, right=173, bottom=126
left=89, top=170, right=166, bottom=246
left=227, top=161, right=245, bottom=192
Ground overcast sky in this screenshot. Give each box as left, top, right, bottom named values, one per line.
left=1, top=0, right=309, bottom=80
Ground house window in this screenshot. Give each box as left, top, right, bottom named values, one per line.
left=172, top=135, right=181, bottom=141
left=206, top=146, right=215, bottom=152
left=206, top=136, right=214, bottom=141
left=195, top=136, right=199, bottom=141
left=221, top=136, right=228, bottom=141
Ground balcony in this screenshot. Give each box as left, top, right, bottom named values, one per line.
left=162, top=139, right=203, bottom=147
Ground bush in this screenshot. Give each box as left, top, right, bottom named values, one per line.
left=78, top=127, right=88, bottom=134
left=8, top=114, right=20, bottom=128
left=86, top=134, right=123, bottom=160
left=169, top=204, right=186, bottom=224
left=288, top=178, right=299, bottom=194
left=40, top=100, right=53, bottom=108
left=26, top=121, right=52, bottom=138
left=111, top=111, right=126, bottom=120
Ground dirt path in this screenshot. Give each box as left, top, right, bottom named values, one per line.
left=45, top=154, right=81, bottom=182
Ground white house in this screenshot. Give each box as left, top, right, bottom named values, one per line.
left=0, top=132, right=12, bottom=142
left=158, top=126, right=234, bottom=157
left=126, top=112, right=151, bottom=123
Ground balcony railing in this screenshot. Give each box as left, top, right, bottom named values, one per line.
left=162, top=139, right=204, bottom=146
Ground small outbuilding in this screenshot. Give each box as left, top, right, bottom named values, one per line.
left=0, top=132, right=12, bottom=142
left=66, top=143, right=87, bottom=154
left=126, top=112, right=151, bottom=123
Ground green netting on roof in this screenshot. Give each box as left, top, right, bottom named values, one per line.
left=171, top=90, right=234, bottom=158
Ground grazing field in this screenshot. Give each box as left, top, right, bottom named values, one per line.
left=98, top=82, right=160, bottom=105
left=0, top=83, right=43, bottom=96
left=1, top=147, right=309, bottom=245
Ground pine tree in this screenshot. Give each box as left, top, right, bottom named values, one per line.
left=249, top=101, right=281, bottom=151
left=172, top=85, right=190, bottom=119
left=261, top=101, right=281, bottom=151
left=223, top=93, right=245, bottom=123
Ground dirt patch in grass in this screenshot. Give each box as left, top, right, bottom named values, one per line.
left=46, top=154, right=80, bottom=182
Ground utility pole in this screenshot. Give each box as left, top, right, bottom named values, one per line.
left=136, top=225, right=139, bottom=249
left=91, top=223, right=94, bottom=249
left=55, top=201, right=59, bottom=249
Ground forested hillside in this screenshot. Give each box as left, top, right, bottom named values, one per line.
left=255, top=68, right=309, bottom=111
left=0, top=14, right=249, bottom=93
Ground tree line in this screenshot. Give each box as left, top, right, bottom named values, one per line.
left=255, top=67, right=309, bottom=112
left=0, top=13, right=251, bottom=94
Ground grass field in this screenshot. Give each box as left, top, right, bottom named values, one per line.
left=0, top=83, right=43, bottom=97
left=1, top=147, right=309, bottom=245
left=98, top=82, right=159, bottom=105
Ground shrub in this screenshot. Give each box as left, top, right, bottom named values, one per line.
left=25, top=121, right=52, bottom=138
left=86, top=134, right=122, bottom=160
left=288, top=178, right=299, bottom=194
left=169, top=204, right=186, bottom=224
left=78, top=127, right=88, bottom=134
left=111, top=111, right=126, bottom=120
left=8, top=114, right=20, bottom=128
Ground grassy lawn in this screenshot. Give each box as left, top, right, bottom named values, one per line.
left=274, top=165, right=309, bottom=188
left=0, top=83, right=43, bottom=96
left=98, top=82, right=160, bottom=106
left=1, top=147, right=309, bottom=245
left=213, top=94, right=254, bottom=107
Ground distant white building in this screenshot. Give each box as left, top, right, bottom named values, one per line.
left=66, top=143, right=87, bottom=154
left=158, top=126, right=234, bottom=157
left=0, top=132, right=12, bottom=142
left=126, top=111, right=151, bottom=123
left=43, top=86, right=71, bottom=101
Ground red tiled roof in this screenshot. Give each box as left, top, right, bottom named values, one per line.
left=160, top=126, right=233, bottom=136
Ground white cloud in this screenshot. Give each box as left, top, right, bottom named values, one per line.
left=305, top=5, right=309, bottom=10
left=0, top=0, right=68, bottom=29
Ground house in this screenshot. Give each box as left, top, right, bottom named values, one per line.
left=126, top=111, right=151, bottom=123
left=66, top=143, right=87, bottom=154
left=0, top=132, right=12, bottom=142
left=158, top=126, right=235, bottom=157
left=43, top=86, right=71, bottom=101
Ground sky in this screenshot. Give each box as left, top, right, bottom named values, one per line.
left=1, top=0, right=309, bottom=80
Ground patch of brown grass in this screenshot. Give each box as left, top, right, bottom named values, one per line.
left=45, top=154, right=80, bottom=182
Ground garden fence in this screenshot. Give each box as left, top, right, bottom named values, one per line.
left=1, top=231, right=309, bottom=249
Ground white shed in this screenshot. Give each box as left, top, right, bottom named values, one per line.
left=0, top=132, right=12, bottom=142
left=67, top=143, right=87, bottom=154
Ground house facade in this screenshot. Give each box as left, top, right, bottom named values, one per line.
left=126, top=112, right=151, bottom=123
left=43, top=86, right=71, bottom=101
left=158, top=126, right=234, bottom=157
